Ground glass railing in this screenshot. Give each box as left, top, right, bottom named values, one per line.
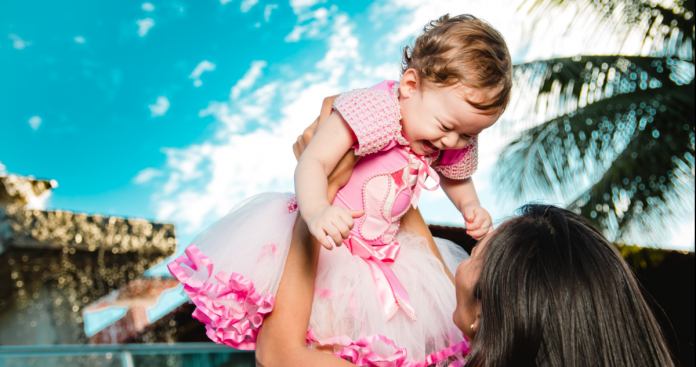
left=0, top=343, right=254, bottom=367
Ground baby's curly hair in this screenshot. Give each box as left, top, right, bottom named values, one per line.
left=402, top=14, right=513, bottom=111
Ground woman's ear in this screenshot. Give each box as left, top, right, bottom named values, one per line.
left=472, top=306, right=482, bottom=334
left=399, top=69, right=420, bottom=99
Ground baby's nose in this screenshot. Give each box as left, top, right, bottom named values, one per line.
left=441, top=134, right=458, bottom=148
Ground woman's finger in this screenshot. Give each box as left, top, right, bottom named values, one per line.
left=302, top=117, right=319, bottom=144
left=296, top=134, right=307, bottom=152
left=319, top=96, right=338, bottom=125
left=292, top=142, right=301, bottom=161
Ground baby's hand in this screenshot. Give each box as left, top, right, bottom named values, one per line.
left=305, top=205, right=364, bottom=250
left=462, top=204, right=493, bottom=240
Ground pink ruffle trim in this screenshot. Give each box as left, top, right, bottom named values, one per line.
left=306, top=329, right=470, bottom=367
left=167, top=244, right=275, bottom=350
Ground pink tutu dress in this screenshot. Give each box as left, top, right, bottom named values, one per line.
left=168, top=80, right=479, bottom=366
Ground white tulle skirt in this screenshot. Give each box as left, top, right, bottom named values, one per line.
left=168, top=193, right=470, bottom=366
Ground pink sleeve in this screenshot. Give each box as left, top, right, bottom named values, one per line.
left=333, top=86, right=406, bottom=156
left=434, top=137, right=479, bottom=180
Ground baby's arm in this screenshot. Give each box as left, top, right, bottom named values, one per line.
left=295, top=112, right=362, bottom=249
left=439, top=175, right=492, bottom=239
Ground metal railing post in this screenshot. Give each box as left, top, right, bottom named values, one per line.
left=121, top=349, right=134, bottom=367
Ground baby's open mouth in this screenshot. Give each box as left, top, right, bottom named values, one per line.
left=423, top=140, right=439, bottom=153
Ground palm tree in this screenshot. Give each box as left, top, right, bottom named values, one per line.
left=495, top=0, right=694, bottom=245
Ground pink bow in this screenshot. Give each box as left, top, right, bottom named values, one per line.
left=408, top=151, right=440, bottom=210
left=345, top=237, right=417, bottom=321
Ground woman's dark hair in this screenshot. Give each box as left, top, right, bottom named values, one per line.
left=466, top=204, right=675, bottom=367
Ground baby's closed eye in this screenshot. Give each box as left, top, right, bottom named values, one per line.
left=440, top=123, right=453, bottom=132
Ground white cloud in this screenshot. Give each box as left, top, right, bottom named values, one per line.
left=264, top=4, right=278, bottom=22
left=0, top=161, right=7, bottom=176
left=230, top=60, right=267, bottom=99
left=145, top=12, right=368, bottom=235
left=28, top=116, right=42, bottom=130
left=290, top=0, right=320, bottom=12
left=74, top=36, right=86, bottom=44
left=285, top=6, right=334, bottom=42
left=189, top=60, right=216, bottom=87
left=142, top=2, right=155, bottom=11
left=136, top=18, right=155, bottom=37
left=8, top=34, right=29, bottom=50
left=149, top=96, right=170, bottom=117
left=240, top=0, right=259, bottom=12
left=133, top=168, right=164, bottom=184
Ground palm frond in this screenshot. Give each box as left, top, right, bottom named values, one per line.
left=569, top=147, right=694, bottom=244
left=495, top=82, right=694, bottom=242
left=518, top=0, right=694, bottom=58
left=502, top=55, right=694, bottom=132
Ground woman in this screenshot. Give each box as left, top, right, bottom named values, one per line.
left=255, top=98, right=675, bottom=366
left=453, top=204, right=675, bottom=366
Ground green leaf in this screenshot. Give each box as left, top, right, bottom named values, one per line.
left=495, top=82, right=694, bottom=244
left=520, top=0, right=695, bottom=57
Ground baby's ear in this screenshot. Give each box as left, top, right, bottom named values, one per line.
left=400, top=69, right=420, bottom=98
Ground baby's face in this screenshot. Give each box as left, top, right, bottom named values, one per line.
left=398, top=79, right=501, bottom=156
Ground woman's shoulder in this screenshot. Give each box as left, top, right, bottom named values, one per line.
left=333, top=80, right=408, bottom=156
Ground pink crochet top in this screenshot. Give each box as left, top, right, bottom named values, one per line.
left=333, top=80, right=478, bottom=180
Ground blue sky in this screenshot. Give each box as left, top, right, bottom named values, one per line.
left=2, top=0, right=693, bottom=257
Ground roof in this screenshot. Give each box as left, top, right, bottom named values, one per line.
left=0, top=175, right=57, bottom=207
left=0, top=205, right=176, bottom=256
left=0, top=174, right=176, bottom=256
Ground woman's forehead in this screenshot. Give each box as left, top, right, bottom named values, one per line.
left=471, top=227, right=497, bottom=257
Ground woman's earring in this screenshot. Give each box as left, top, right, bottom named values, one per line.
left=470, top=324, right=475, bottom=331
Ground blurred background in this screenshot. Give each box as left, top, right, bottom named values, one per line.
left=0, top=0, right=693, bottom=366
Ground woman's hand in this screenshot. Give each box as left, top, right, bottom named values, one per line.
left=293, top=95, right=338, bottom=160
